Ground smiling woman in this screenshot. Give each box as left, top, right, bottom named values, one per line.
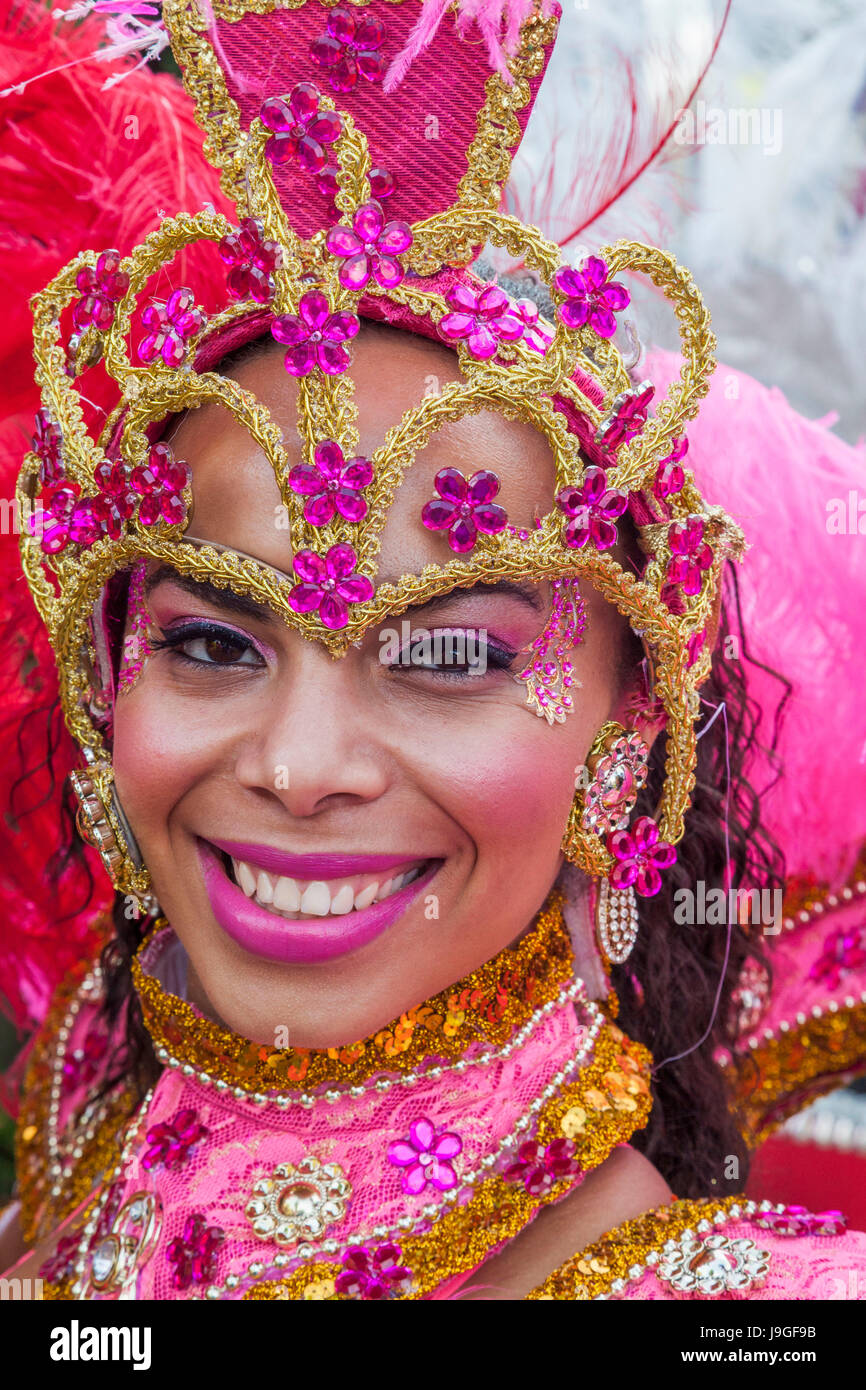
left=3, top=0, right=866, bottom=1308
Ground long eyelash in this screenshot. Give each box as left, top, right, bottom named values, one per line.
left=149, top=621, right=264, bottom=668
left=389, top=638, right=518, bottom=678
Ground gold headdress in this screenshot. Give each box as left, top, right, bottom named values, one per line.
left=17, top=0, right=743, bottom=904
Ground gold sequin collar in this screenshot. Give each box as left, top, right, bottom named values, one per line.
left=133, top=892, right=575, bottom=1094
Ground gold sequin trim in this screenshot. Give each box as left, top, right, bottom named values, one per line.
left=732, top=1000, right=866, bottom=1142
left=243, top=1021, right=653, bottom=1298
left=526, top=1195, right=743, bottom=1300
left=15, top=927, right=135, bottom=1248
left=133, top=893, right=575, bottom=1092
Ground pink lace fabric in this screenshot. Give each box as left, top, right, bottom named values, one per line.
left=66, top=927, right=593, bottom=1299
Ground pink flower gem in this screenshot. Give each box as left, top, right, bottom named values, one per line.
left=310, top=6, right=386, bottom=93
left=754, top=1205, right=847, bottom=1238
left=325, top=199, right=412, bottom=290
left=166, top=1213, right=225, bottom=1291
left=72, top=249, right=130, bottom=333
left=143, top=1107, right=208, bottom=1171
left=664, top=515, right=714, bottom=598
left=502, top=1138, right=580, bottom=1196
left=288, top=543, right=373, bottom=629
left=271, top=289, right=359, bottom=377
left=128, top=441, right=191, bottom=529
left=513, top=297, right=553, bottom=354
left=61, top=1027, right=107, bottom=1091
left=439, top=281, right=524, bottom=360
left=653, top=436, right=689, bottom=500
left=809, top=926, right=866, bottom=991
left=289, top=439, right=372, bottom=527
left=335, top=1243, right=413, bottom=1300
left=556, top=467, right=628, bottom=550
left=219, top=217, right=282, bottom=304
left=32, top=409, right=64, bottom=487
left=260, top=83, right=343, bottom=173
left=421, top=467, right=508, bottom=554
left=137, top=287, right=205, bottom=368
left=595, top=381, right=656, bottom=455
left=39, top=479, right=81, bottom=554
left=606, top=815, right=677, bottom=897
left=553, top=255, right=630, bottom=338
left=387, top=1117, right=463, bottom=1195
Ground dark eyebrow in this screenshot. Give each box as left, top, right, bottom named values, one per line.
left=144, top=564, right=276, bottom=625
left=403, top=579, right=544, bottom=618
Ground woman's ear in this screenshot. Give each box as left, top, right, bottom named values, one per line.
left=609, top=640, right=667, bottom=756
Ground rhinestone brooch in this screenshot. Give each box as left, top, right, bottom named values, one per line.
left=246, top=1156, right=351, bottom=1247
left=655, top=1232, right=771, bottom=1298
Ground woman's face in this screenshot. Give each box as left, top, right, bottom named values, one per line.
left=112, top=327, right=635, bottom=1047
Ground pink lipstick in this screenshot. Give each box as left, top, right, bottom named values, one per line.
left=197, top=839, right=439, bottom=964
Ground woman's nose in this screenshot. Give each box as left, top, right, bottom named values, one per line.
left=231, top=652, right=391, bottom=818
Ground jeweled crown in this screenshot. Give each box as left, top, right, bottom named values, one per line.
left=18, top=0, right=743, bottom=899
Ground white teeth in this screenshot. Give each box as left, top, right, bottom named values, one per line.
left=353, top=882, right=378, bottom=910
left=330, top=885, right=355, bottom=915
left=375, top=877, right=393, bottom=902
left=273, top=875, right=301, bottom=911
left=235, top=859, right=257, bottom=898
left=229, top=855, right=428, bottom=917
left=300, top=881, right=331, bottom=917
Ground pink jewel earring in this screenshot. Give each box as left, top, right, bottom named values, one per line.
left=118, top=560, right=155, bottom=694
left=515, top=575, right=586, bottom=725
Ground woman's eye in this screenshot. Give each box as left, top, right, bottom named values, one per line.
left=154, top=625, right=264, bottom=668
left=388, top=630, right=517, bottom=678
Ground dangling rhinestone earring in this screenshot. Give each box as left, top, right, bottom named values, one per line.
left=595, top=877, right=639, bottom=964
left=69, top=758, right=157, bottom=915
left=562, top=721, right=650, bottom=873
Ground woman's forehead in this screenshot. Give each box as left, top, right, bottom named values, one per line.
left=167, top=330, right=557, bottom=586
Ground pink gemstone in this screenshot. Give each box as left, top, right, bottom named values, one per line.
left=290, top=82, right=320, bottom=123
left=434, top=468, right=467, bottom=504
left=422, top=498, right=456, bottom=530
left=166, top=287, right=195, bottom=322
left=468, top=470, right=499, bottom=505
left=130, top=464, right=160, bottom=495
left=75, top=266, right=98, bottom=295
left=354, top=200, right=385, bottom=241
left=308, top=109, right=342, bottom=145
left=327, top=224, right=362, bottom=257
left=161, top=494, right=187, bottom=524
left=284, top=344, right=317, bottom=376
left=137, top=494, right=162, bottom=525
left=357, top=50, right=385, bottom=81
left=369, top=167, right=395, bottom=198
left=260, top=96, right=293, bottom=131
left=306, top=493, right=336, bottom=527
left=338, top=254, right=371, bottom=290
left=317, top=165, right=339, bottom=197
left=335, top=489, right=367, bottom=522
left=161, top=336, right=186, bottom=368
left=449, top=517, right=477, bottom=552
left=68, top=500, right=100, bottom=546
left=137, top=333, right=163, bottom=364
left=328, top=6, right=355, bottom=43
left=320, top=592, right=349, bottom=629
